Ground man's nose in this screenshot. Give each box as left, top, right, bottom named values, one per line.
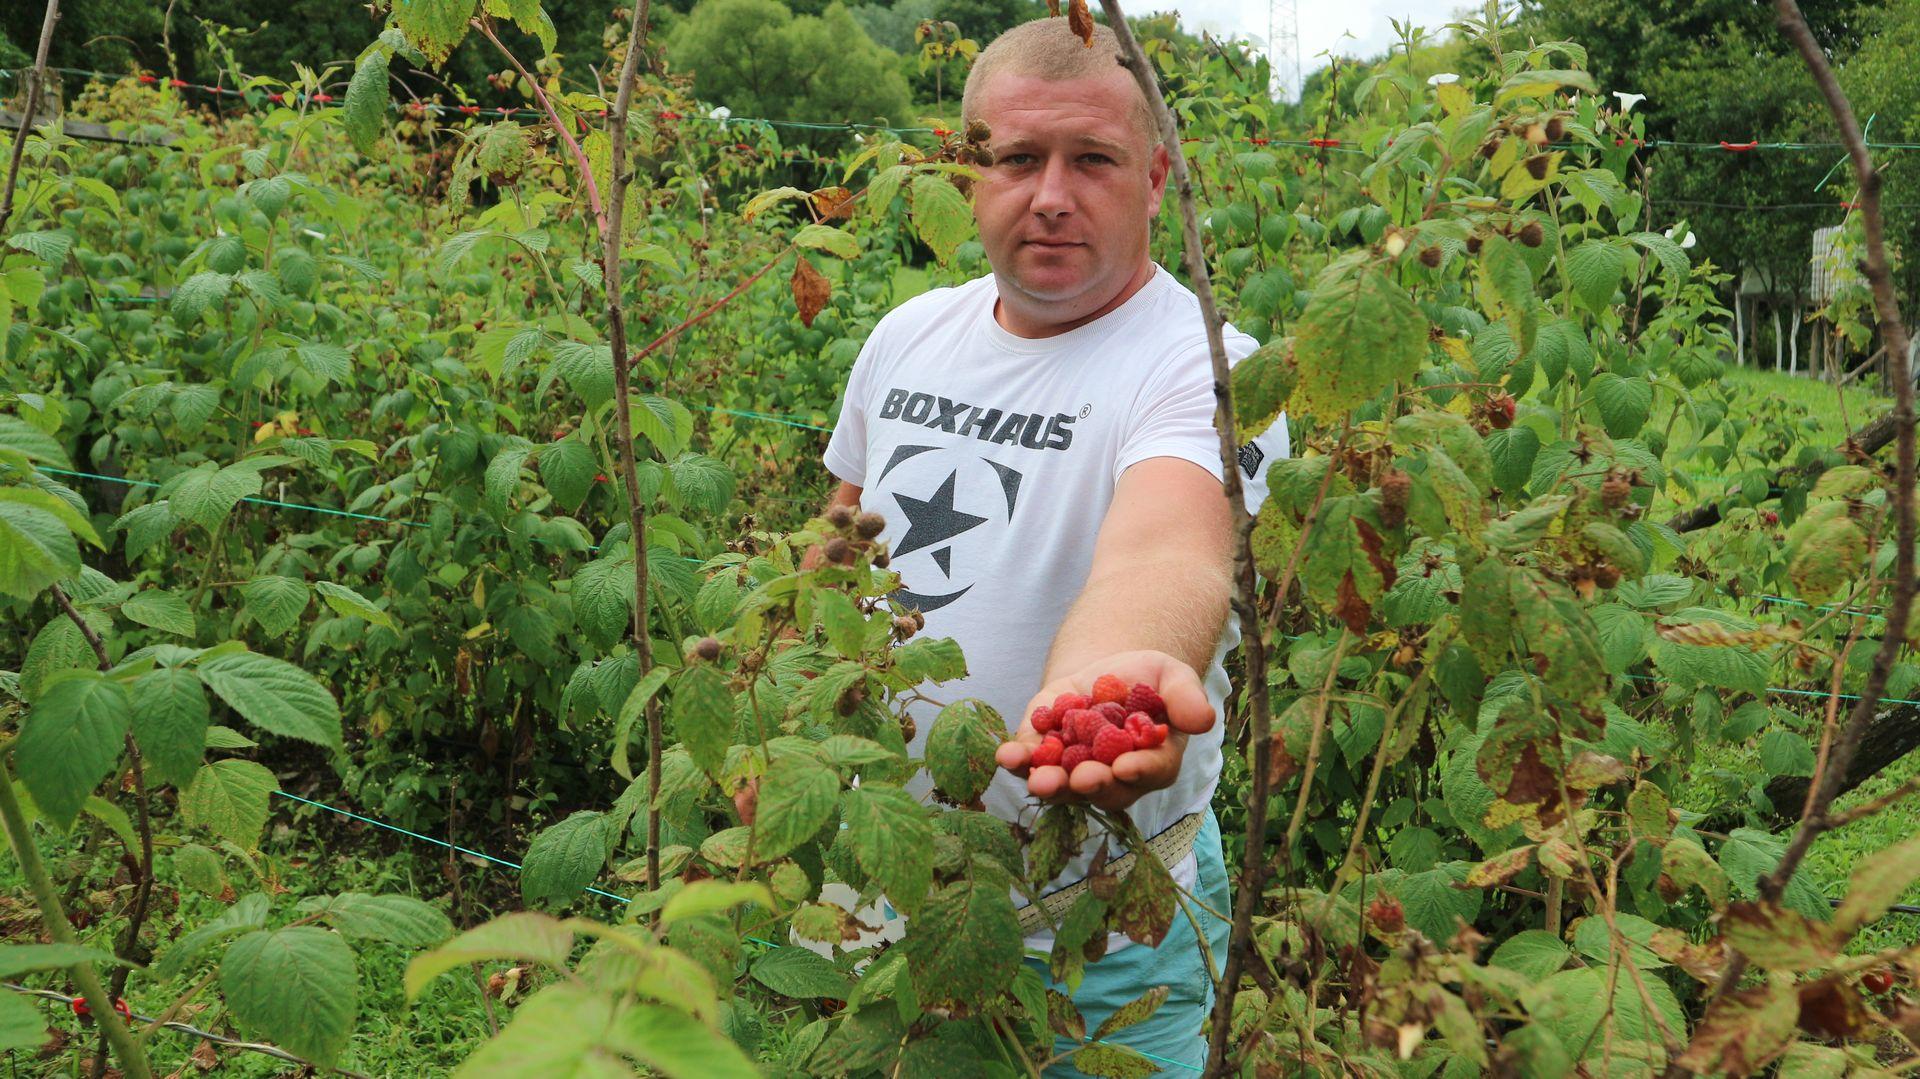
left=1030, top=156, right=1074, bottom=219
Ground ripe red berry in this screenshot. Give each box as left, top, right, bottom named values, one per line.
left=1093, top=725, right=1135, bottom=765
left=1095, top=701, right=1127, bottom=726
left=1368, top=895, right=1405, bottom=934
left=1030, top=737, right=1064, bottom=768
left=1061, top=744, right=1092, bottom=772
left=1091, top=674, right=1128, bottom=705
left=1124, top=683, right=1165, bottom=719
left=1136, top=722, right=1168, bottom=748
left=1052, top=692, right=1092, bottom=715
left=1031, top=705, right=1060, bottom=734
left=1864, top=969, right=1896, bottom=994
left=1063, top=709, right=1101, bottom=746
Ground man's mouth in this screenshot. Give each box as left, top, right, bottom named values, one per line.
left=1024, top=239, right=1083, bottom=248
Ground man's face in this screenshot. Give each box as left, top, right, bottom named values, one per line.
left=970, top=71, right=1169, bottom=315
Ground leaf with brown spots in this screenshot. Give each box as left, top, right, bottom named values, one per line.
left=791, top=255, right=830, bottom=328
left=1067, top=0, right=1094, bottom=45
left=1674, top=980, right=1798, bottom=1076
left=809, top=186, right=854, bottom=221
left=1648, top=928, right=1726, bottom=983
left=1796, top=976, right=1867, bottom=1040
left=1109, top=850, right=1176, bottom=948
left=1464, top=844, right=1537, bottom=888
left=1723, top=900, right=1845, bottom=971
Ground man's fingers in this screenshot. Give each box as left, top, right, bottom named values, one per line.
left=1027, top=765, right=1070, bottom=800
left=1068, top=760, right=1114, bottom=797
left=1109, top=740, right=1181, bottom=788
left=1158, top=662, right=1215, bottom=735
left=996, top=740, right=1033, bottom=771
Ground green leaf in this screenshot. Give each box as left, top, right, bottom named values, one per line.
left=1388, top=864, right=1483, bottom=942
left=521, top=811, right=613, bottom=906
left=113, top=501, right=176, bottom=561
left=1292, top=260, right=1428, bottom=416
left=753, top=753, right=840, bottom=860
left=1565, top=240, right=1625, bottom=312
left=484, top=439, right=533, bottom=518
left=1110, top=848, right=1177, bottom=948
left=0, top=943, right=126, bottom=977
left=633, top=395, right=694, bottom=458
left=751, top=945, right=851, bottom=1000
left=1833, top=834, right=1920, bottom=936
left=612, top=664, right=673, bottom=780
left=1489, top=929, right=1570, bottom=981
left=343, top=40, right=394, bottom=153
left=300, top=893, right=454, bottom=946
left=7, top=229, right=72, bottom=264
left=1521, top=967, right=1682, bottom=1067
left=196, top=649, right=343, bottom=749
left=1092, top=984, right=1169, bottom=1040
left=240, top=575, right=309, bottom=636
left=0, top=991, right=49, bottom=1054
left=156, top=892, right=270, bottom=980
left=909, top=174, right=974, bottom=264
left=17, top=671, right=129, bottom=830
left=667, top=454, right=734, bottom=514
left=222, top=926, right=358, bottom=1065
left=660, top=880, right=775, bottom=925
left=405, top=912, right=575, bottom=999
left=669, top=665, right=735, bottom=777
left=539, top=436, right=599, bottom=512
left=1572, top=912, right=1665, bottom=969
left=0, top=492, right=86, bottom=600
left=1650, top=614, right=1769, bottom=695
left=815, top=590, right=866, bottom=658
left=842, top=784, right=934, bottom=910
left=181, top=759, right=277, bottom=847
left=1072, top=1042, right=1161, bottom=1079
left=549, top=341, right=615, bottom=409
left=793, top=223, right=860, bottom=259
left=313, top=581, right=395, bottom=629
left=0, top=415, right=69, bottom=467
left=169, top=271, right=234, bottom=323
left=1231, top=338, right=1297, bottom=438
left=1786, top=509, right=1868, bottom=600
left=926, top=699, right=1002, bottom=803
left=121, top=588, right=196, bottom=636
left=571, top=556, right=635, bottom=651
left=173, top=842, right=227, bottom=897
left=1629, top=231, right=1691, bottom=280
left=1589, top=372, right=1652, bottom=439
left=904, top=876, right=1022, bottom=1007
left=165, top=460, right=279, bottom=531
left=395, top=0, right=478, bottom=65
left=131, top=667, right=209, bottom=789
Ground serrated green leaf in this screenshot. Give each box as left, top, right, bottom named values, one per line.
left=842, top=784, right=934, bottom=910
left=314, top=581, right=394, bottom=629
left=670, top=665, right=734, bottom=778
left=240, top=575, right=309, bottom=636
left=926, top=699, right=1001, bottom=802
left=521, top=810, right=613, bottom=906
left=196, top=649, right=342, bottom=749
left=754, top=753, right=839, bottom=860
left=1293, top=261, right=1428, bottom=416
left=908, top=174, right=974, bottom=264
left=16, top=671, right=129, bottom=830
left=405, top=912, right=575, bottom=999
left=120, top=588, right=195, bottom=636
left=301, top=893, right=454, bottom=946
left=751, top=945, right=851, bottom=1000
left=131, top=667, right=209, bottom=789
left=904, top=876, right=1021, bottom=1006
left=181, top=759, right=277, bottom=847
left=222, top=926, right=357, bottom=1064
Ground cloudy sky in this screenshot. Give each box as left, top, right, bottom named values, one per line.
left=1159, top=0, right=1478, bottom=99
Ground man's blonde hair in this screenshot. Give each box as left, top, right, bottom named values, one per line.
left=960, top=18, right=1155, bottom=147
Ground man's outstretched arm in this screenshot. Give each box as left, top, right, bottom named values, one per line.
left=996, top=456, right=1234, bottom=810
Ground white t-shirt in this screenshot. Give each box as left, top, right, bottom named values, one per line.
left=823, top=263, right=1288, bottom=952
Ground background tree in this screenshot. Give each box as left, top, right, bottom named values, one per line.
left=665, top=0, right=911, bottom=125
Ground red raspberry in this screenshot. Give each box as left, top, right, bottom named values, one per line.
left=1061, top=744, right=1092, bottom=772
left=1091, top=674, right=1128, bottom=705
left=1052, top=692, right=1092, bottom=715
left=1368, top=895, right=1405, bottom=934
left=1124, top=683, right=1165, bottom=719
left=1136, top=722, right=1168, bottom=749
left=1095, top=701, right=1127, bottom=726
left=1030, top=705, right=1060, bottom=734
left=1064, top=709, right=1103, bottom=746
left=1125, top=712, right=1155, bottom=740
left=1092, top=725, right=1136, bottom=765
left=1030, top=737, right=1064, bottom=768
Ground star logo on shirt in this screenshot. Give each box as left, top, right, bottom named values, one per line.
left=891, top=470, right=987, bottom=567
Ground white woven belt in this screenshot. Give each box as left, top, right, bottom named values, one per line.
left=1014, top=810, right=1207, bottom=937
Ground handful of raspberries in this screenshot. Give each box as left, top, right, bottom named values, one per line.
left=1026, top=673, right=1171, bottom=773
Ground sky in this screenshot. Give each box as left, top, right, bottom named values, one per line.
left=1158, top=0, right=1478, bottom=99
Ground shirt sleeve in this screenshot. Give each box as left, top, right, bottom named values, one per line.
left=822, top=324, right=882, bottom=487
left=1112, top=336, right=1258, bottom=486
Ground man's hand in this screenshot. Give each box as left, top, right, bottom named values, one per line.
left=993, top=649, right=1214, bottom=811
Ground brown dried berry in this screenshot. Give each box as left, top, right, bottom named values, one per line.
left=1368, top=895, right=1405, bottom=934
left=1419, top=245, right=1442, bottom=268
left=893, top=615, right=918, bottom=638
left=1483, top=393, right=1517, bottom=430
left=1545, top=116, right=1566, bottom=142
left=692, top=636, right=722, bottom=662
left=1525, top=154, right=1550, bottom=180
left=1601, top=473, right=1632, bottom=510
left=1379, top=469, right=1412, bottom=529
left=855, top=512, right=885, bottom=539
left=965, top=118, right=991, bottom=143
left=1466, top=234, right=1483, bottom=254
left=1518, top=221, right=1545, bottom=247
left=1593, top=563, right=1622, bottom=589
left=824, top=537, right=852, bottom=564
left=826, top=504, right=855, bottom=529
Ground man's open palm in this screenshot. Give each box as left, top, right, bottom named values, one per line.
left=994, top=649, right=1215, bottom=811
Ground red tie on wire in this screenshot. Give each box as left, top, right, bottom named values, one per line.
left=1308, top=137, right=1341, bottom=148
left=1720, top=140, right=1759, bottom=151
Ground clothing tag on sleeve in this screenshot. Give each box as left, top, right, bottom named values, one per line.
left=1237, top=440, right=1266, bottom=480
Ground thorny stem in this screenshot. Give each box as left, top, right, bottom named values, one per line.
left=1672, top=0, right=1915, bottom=1063
left=597, top=0, right=662, bottom=909
left=0, top=0, right=59, bottom=234
left=1094, top=6, right=1275, bottom=1073
left=472, top=19, right=606, bottom=229
left=0, top=771, right=152, bottom=1079
left=48, top=585, right=157, bottom=1079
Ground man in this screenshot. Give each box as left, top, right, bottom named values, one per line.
left=821, top=16, right=1287, bottom=1073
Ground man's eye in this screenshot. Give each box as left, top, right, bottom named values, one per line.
left=1000, top=153, right=1035, bottom=166
left=1080, top=154, right=1114, bottom=165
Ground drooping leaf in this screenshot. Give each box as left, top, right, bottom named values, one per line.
left=841, top=784, right=934, bottom=910
left=925, top=699, right=1002, bottom=803
left=16, top=670, right=130, bottom=830
left=751, top=753, right=839, bottom=860
left=1292, top=260, right=1428, bottom=417
left=221, top=926, right=358, bottom=1064
left=405, top=912, right=576, bottom=999
left=131, top=666, right=209, bottom=789
left=181, top=759, right=277, bottom=847
left=520, top=811, right=614, bottom=907
left=299, top=893, right=454, bottom=946
left=904, top=876, right=1022, bottom=1007
left=197, top=648, right=343, bottom=749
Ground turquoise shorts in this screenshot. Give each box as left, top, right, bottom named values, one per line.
left=1022, top=809, right=1231, bottom=1077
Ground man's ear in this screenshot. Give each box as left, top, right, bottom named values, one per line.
left=1146, top=141, right=1171, bottom=216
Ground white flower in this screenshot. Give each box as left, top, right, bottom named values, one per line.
left=709, top=105, right=731, bottom=121
left=1664, top=225, right=1697, bottom=249
left=302, top=228, right=327, bottom=240
left=853, top=132, right=866, bottom=144
left=1613, top=91, right=1646, bottom=113
left=1427, top=72, right=1459, bottom=87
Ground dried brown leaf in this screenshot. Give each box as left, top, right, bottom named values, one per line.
left=791, top=255, right=830, bottom=328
